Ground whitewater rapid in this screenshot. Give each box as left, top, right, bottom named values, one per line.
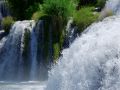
left=46, top=0, right=120, bottom=89
left=46, top=15, right=120, bottom=90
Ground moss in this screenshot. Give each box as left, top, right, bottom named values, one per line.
left=31, top=11, right=47, bottom=21
left=59, top=29, right=65, bottom=49
left=53, top=43, right=60, bottom=62
left=73, top=6, right=99, bottom=33
left=37, top=16, right=65, bottom=63
left=1, top=16, right=15, bottom=34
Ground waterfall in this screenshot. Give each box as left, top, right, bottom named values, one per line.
left=30, top=27, right=38, bottom=80
left=0, top=20, right=36, bottom=81
left=46, top=0, right=120, bottom=90
left=0, top=19, right=50, bottom=81
left=0, top=0, right=10, bottom=18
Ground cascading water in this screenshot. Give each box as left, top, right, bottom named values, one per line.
left=0, top=19, right=50, bottom=82
left=1, top=0, right=120, bottom=89
left=0, top=20, right=35, bottom=81
left=0, top=0, right=10, bottom=18
left=46, top=0, right=120, bottom=90
left=0, top=20, right=48, bottom=89
left=30, top=26, right=38, bottom=80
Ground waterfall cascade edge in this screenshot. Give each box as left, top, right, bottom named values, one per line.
left=46, top=0, right=120, bottom=90
left=46, top=15, right=120, bottom=90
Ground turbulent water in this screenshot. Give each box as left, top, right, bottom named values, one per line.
left=46, top=0, right=120, bottom=90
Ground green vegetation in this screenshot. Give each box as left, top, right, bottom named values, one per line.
left=42, top=0, right=75, bottom=21
left=31, top=11, right=46, bottom=21
left=75, top=0, right=106, bottom=10
left=53, top=43, right=60, bottom=61
left=40, top=0, right=76, bottom=62
left=5, top=0, right=107, bottom=62
left=73, top=7, right=99, bottom=33
left=1, top=16, right=14, bottom=33
left=72, top=0, right=107, bottom=33
left=26, top=3, right=41, bottom=19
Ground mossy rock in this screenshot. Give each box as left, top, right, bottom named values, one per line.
left=1, top=16, right=15, bottom=34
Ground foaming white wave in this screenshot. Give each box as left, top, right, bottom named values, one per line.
left=46, top=15, right=120, bottom=90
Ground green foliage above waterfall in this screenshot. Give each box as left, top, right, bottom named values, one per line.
left=42, top=0, right=75, bottom=21
left=73, top=6, right=99, bottom=33
left=1, top=16, right=14, bottom=33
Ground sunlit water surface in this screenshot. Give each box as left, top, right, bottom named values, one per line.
left=0, top=81, right=46, bottom=90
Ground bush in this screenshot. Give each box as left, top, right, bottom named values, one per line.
left=42, top=0, right=75, bottom=21
left=1, top=16, right=14, bottom=33
left=73, top=7, right=99, bottom=33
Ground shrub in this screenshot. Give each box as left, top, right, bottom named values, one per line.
left=42, top=0, right=75, bottom=21
left=1, top=16, right=14, bottom=33
left=73, top=7, right=99, bottom=33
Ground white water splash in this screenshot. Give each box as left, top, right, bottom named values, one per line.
left=46, top=0, right=120, bottom=89
left=46, top=15, right=120, bottom=90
